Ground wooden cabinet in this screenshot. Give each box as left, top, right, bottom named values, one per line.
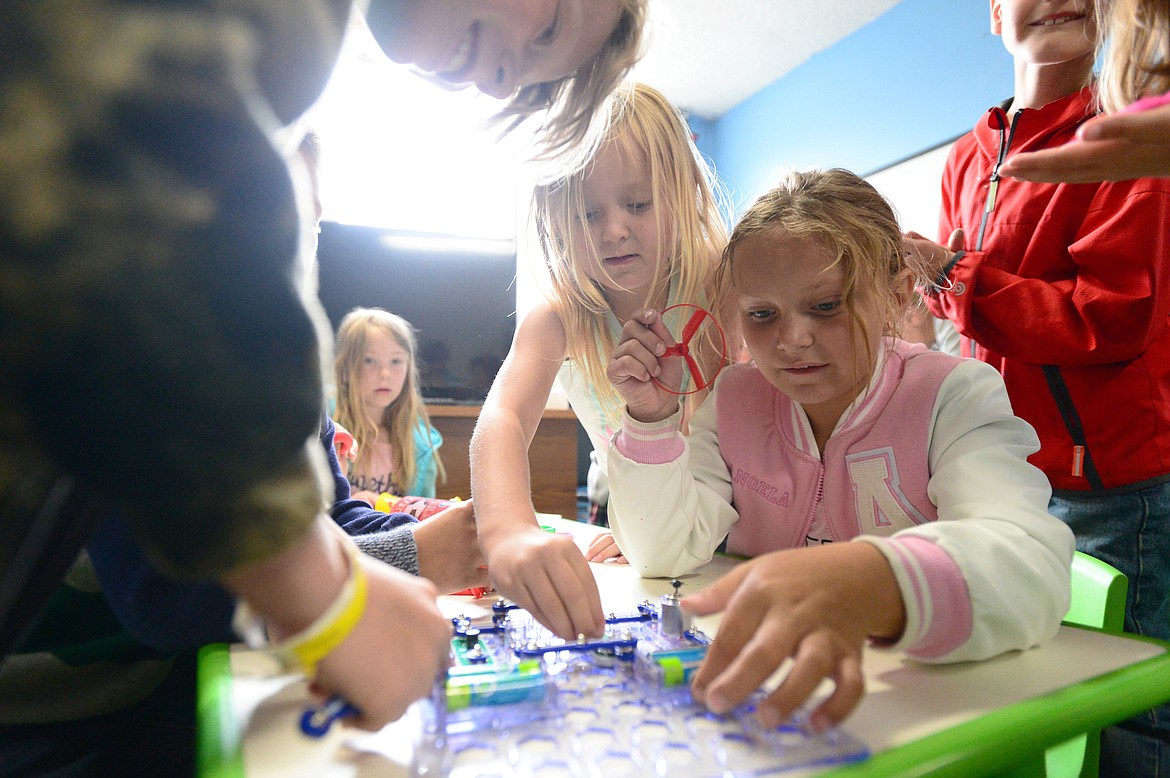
left=426, top=404, right=579, bottom=520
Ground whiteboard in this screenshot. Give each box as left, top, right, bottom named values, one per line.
left=865, top=141, right=956, bottom=238
left=865, top=140, right=962, bottom=355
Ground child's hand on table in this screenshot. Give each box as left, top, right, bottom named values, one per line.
left=682, top=543, right=906, bottom=732
left=584, top=531, right=627, bottom=564
left=311, top=556, right=450, bottom=731
left=608, top=308, right=683, bottom=423
left=483, top=525, right=605, bottom=640
left=411, top=498, right=489, bottom=594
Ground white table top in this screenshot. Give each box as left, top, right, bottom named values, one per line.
left=206, top=517, right=1170, bottom=777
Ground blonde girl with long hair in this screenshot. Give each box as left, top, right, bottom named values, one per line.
left=334, top=307, right=445, bottom=504
left=470, top=81, right=731, bottom=639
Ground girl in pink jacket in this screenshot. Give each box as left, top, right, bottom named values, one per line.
left=606, top=168, right=1073, bottom=732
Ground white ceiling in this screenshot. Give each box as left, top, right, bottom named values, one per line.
left=629, top=0, right=905, bottom=119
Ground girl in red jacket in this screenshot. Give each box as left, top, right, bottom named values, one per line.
left=907, top=2, right=1170, bottom=772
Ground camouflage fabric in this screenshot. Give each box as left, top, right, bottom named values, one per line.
left=0, top=0, right=351, bottom=606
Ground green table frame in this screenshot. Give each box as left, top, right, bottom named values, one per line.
left=197, top=630, right=1170, bottom=778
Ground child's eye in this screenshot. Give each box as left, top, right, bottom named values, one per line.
left=582, top=210, right=599, bottom=224
left=745, top=309, right=774, bottom=322
left=534, top=5, right=560, bottom=45
left=628, top=200, right=651, bottom=213
left=813, top=300, right=842, bottom=314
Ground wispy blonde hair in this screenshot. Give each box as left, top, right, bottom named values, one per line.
left=722, top=169, right=924, bottom=368
left=1095, top=0, right=1170, bottom=112
left=333, top=307, right=444, bottom=494
left=532, top=81, right=730, bottom=416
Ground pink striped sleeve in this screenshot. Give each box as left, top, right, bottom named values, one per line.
left=880, top=536, right=973, bottom=660
left=614, top=412, right=685, bottom=465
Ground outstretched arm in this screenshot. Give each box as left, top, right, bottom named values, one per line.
left=999, top=97, right=1170, bottom=183
left=471, top=304, right=604, bottom=639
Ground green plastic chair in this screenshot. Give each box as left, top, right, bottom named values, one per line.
left=1045, top=551, right=1129, bottom=778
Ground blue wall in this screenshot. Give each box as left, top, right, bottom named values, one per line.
left=686, top=113, right=719, bottom=164
left=708, top=0, right=1015, bottom=214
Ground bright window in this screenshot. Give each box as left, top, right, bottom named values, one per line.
left=309, top=16, right=524, bottom=240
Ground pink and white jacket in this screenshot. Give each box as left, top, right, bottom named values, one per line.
left=608, top=338, right=1073, bottom=663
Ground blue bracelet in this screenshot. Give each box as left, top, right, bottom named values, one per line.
left=300, top=694, right=358, bottom=738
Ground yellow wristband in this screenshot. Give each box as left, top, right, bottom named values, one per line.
left=269, top=540, right=368, bottom=677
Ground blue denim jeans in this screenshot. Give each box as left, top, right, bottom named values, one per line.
left=1050, top=481, right=1170, bottom=778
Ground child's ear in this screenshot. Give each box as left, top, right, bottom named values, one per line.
left=891, top=268, right=917, bottom=312
left=883, top=269, right=919, bottom=337
left=990, top=0, right=1003, bottom=35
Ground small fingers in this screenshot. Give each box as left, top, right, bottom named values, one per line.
left=567, top=550, right=606, bottom=636
left=608, top=349, right=661, bottom=383
left=584, top=532, right=621, bottom=562
left=810, top=652, right=864, bottom=732
left=621, top=310, right=669, bottom=353
left=1081, top=106, right=1170, bottom=143
left=693, top=598, right=790, bottom=712
left=900, top=235, right=944, bottom=269
left=585, top=537, right=628, bottom=564
left=946, top=228, right=965, bottom=252
left=515, top=567, right=575, bottom=640
left=642, top=308, right=677, bottom=348
left=517, top=538, right=604, bottom=639
left=753, top=633, right=838, bottom=729
left=682, top=563, right=756, bottom=701
left=702, top=625, right=797, bottom=716
left=616, top=308, right=681, bottom=364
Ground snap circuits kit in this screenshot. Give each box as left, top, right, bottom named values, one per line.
left=410, top=582, right=869, bottom=777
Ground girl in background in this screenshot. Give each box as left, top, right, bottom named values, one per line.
left=334, top=307, right=445, bottom=504
left=471, top=82, right=731, bottom=639
left=606, top=168, right=1073, bottom=730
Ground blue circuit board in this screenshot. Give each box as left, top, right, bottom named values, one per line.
left=410, top=586, right=869, bottom=777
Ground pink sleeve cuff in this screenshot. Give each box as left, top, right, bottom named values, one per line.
left=867, top=535, right=973, bottom=660
left=614, top=409, right=685, bottom=465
